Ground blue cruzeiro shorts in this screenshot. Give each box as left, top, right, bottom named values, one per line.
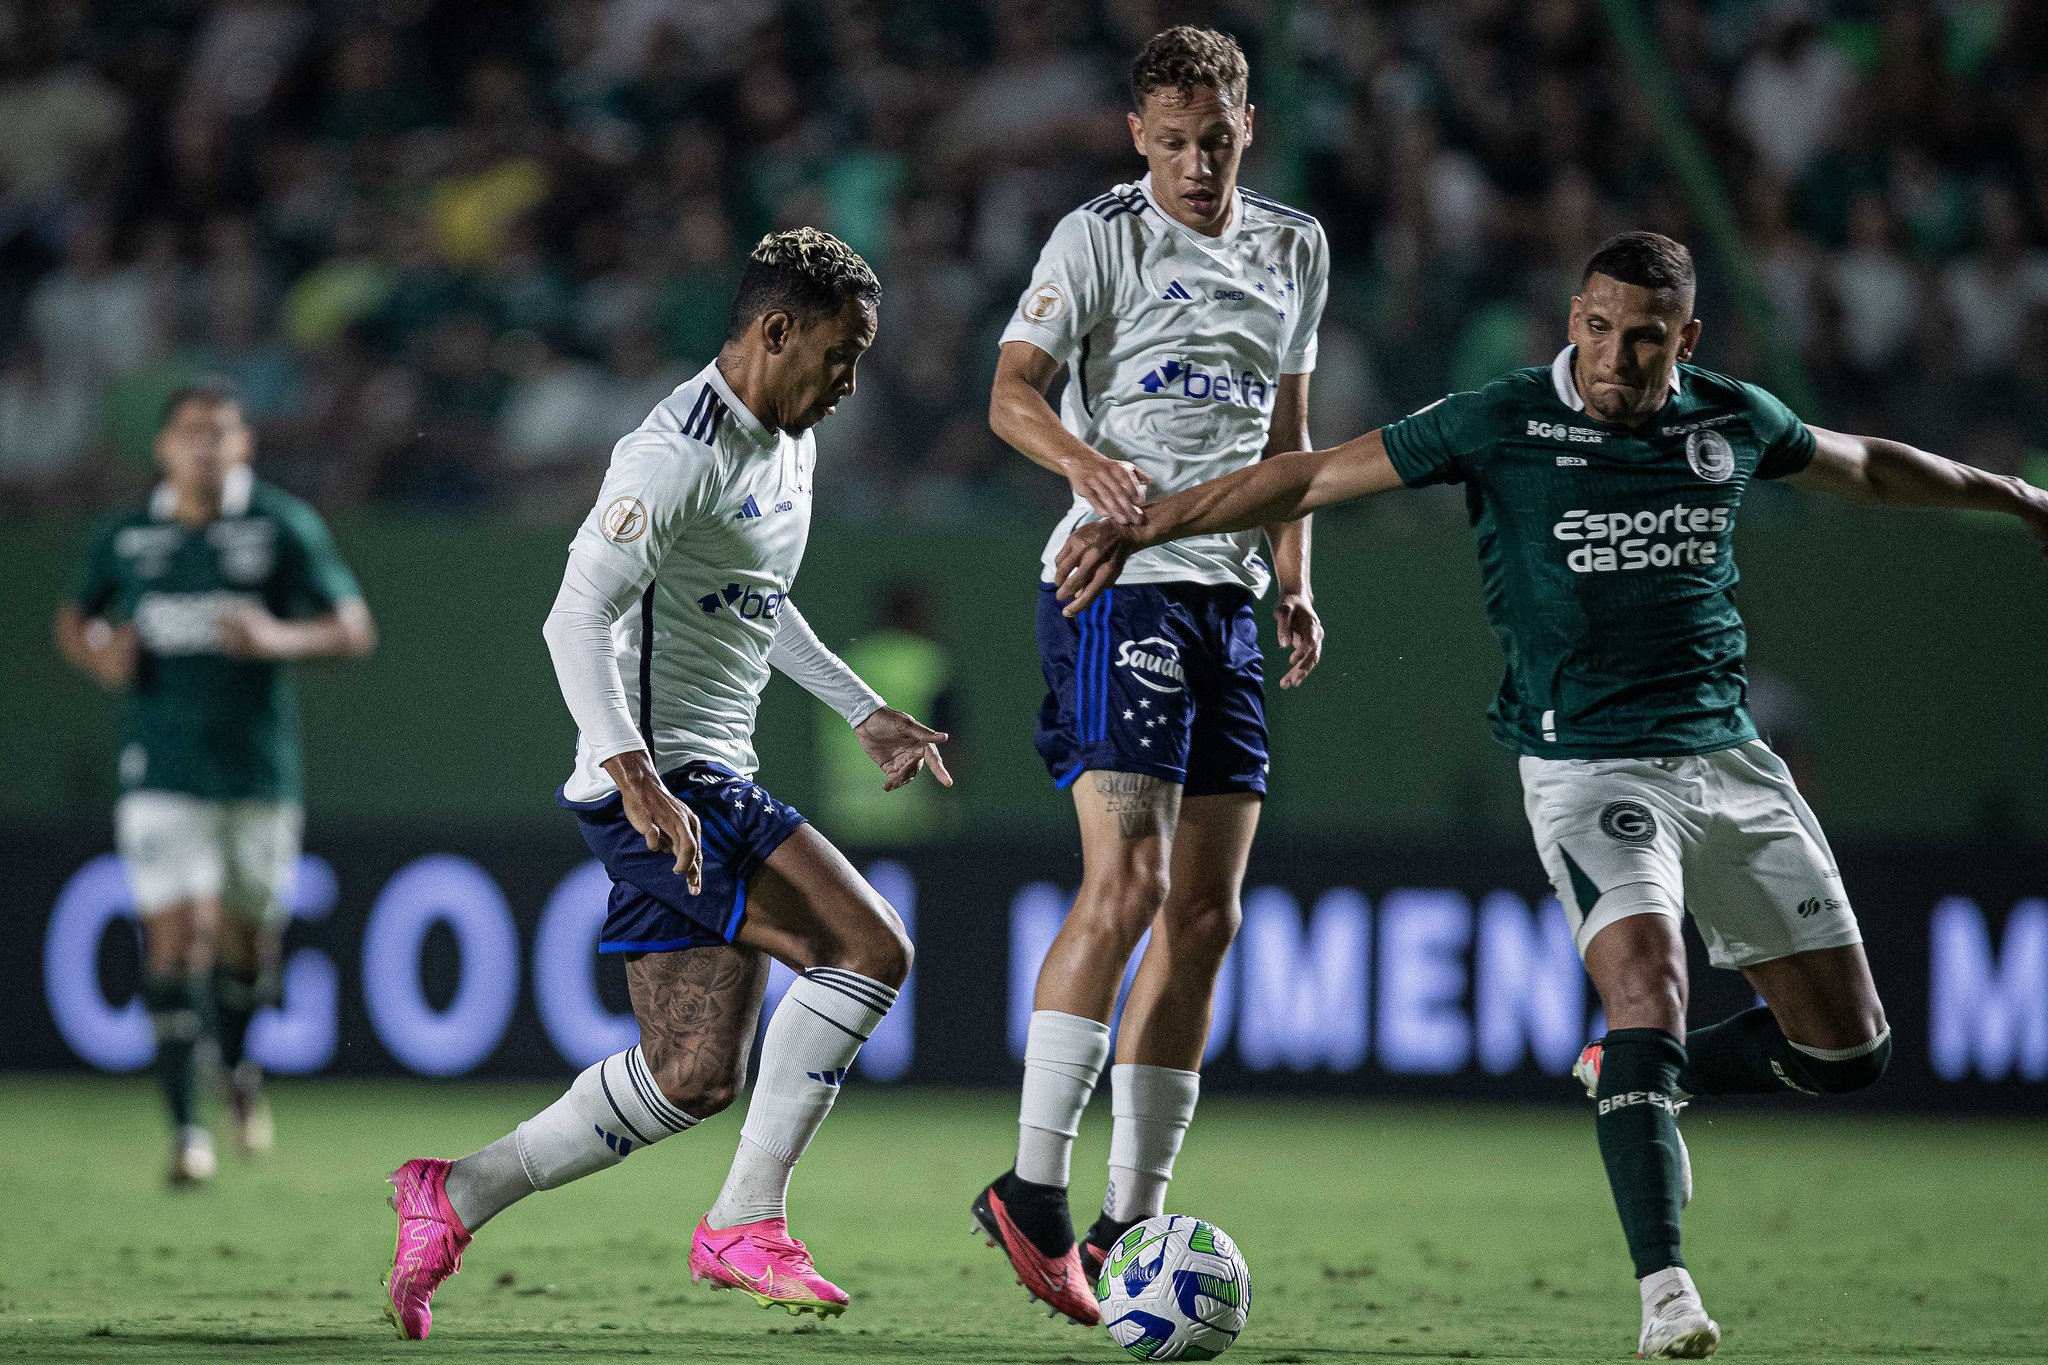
left=559, top=760, right=807, bottom=953
left=1034, top=580, right=1269, bottom=798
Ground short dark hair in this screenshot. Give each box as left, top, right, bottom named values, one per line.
left=725, top=227, right=880, bottom=342
left=1583, top=231, right=1695, bottom=296
left=160, top=380, right=242, bottom=426
left=1130, top=26, right=1249, bottom=111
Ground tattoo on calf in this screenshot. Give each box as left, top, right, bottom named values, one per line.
left=1094, top=771, right=1178, bottom=839
left=626, top=946, right=767, bottom=1092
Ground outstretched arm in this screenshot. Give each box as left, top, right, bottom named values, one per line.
left=1053, top=429, right=1405, bottom=613
left=1790, top=427, right=2048, bottom=546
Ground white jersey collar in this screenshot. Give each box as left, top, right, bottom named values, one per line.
left=703, top=359, right=773, bottom=447
left=1550, top=345, right=1682, bottom=413
left=150, top=464, right=253, bottom=522
left=1139, top=172, right=1244, bottom=244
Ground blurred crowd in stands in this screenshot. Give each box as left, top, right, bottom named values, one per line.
left=2, top=0, right=2045, bottom=519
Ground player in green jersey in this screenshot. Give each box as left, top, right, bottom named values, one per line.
left=1051, top=233, right=2048, bottom=1358
left=55, top=384, right=376, bottom=1185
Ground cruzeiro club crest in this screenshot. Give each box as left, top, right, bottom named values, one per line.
left=1599, top=799, right=1658, bottom=845
left=1686, top=429, right=1735, bottom=483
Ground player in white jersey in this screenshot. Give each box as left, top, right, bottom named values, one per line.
left=972, top=27, right=1331, bottom=1323
left=383, top=229, right=952, bottom=1339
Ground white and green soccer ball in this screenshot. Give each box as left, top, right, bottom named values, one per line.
left=1094, top=1214, right=1250, bottom=1360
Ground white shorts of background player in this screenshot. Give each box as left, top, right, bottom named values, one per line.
left=1519, top=741, right=1862, bottom=969
left=115, top=792, right=302, bottom=923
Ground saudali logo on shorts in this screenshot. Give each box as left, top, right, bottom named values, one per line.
left=1117, top=636, right=1186, bottom=694
left=602, top=495, right=648, bottom=543
left=1023, top=282, right=1065, bottom=323
left=1686, top=429, right=1735, bottom=483
left=1599, top=799, right=1658, bottom=844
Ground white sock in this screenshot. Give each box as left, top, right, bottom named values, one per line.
left=706, top=967, right=895, bottom=1228
left=1640, top=1264, right=1701, bottom=1313
left=1104, top=1063, right=1200, bottom=1222
left=1015, top=1010, right=1111, bottom=1187
left=444, top=1045, right=696, bottom=1231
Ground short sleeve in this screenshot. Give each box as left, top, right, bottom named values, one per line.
left=71, top=518, right=122, bottom=616
left=1380, top=391, right=1491, bottom=487
left=568, top=430, right=718, bottom=584
left=1746, top=382, right=1817, bottom=480
left=998, top=209, right=1115, bottom=364
left=1282, top=222, right=1329, bottom=375
left=277, top=501, right=363, bottom=614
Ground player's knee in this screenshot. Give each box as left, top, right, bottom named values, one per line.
left=1166, top=894, right=1241, bottom=966
left=820, top=901, right=911, bottom=988
left=1600, top=962, right=1687, bottom=1033
left=1102, top=867, right=1171, bottom=940
left=1788, top=1029, right=1892, bottom=1094
left=858, top=911, right=913, bottom=989
left=642, top=1042, right=743, bottom=1119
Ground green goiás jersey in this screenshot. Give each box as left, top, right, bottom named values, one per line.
left=72, top=467, right=363, bottom=802
left=1380, top=347, right=1816, bottom=759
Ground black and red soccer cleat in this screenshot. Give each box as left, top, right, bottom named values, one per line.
left=971, top=1171, right=1101, bottom=1326
left=1078, top=1210, right=1137, bottom=1285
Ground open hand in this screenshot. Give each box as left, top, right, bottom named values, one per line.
left=856, top=707, right=953, bottom=792
left=619, top=772, right=703, bottom=891
left=1274, top=593, right=1324, bottom=689
left=1066, top=454, right=1149, bottom=526
left=1053, top=520, right=1137, bottom=616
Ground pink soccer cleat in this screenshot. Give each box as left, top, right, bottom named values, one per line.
left=383, top=1157, right=472, bottom=1340
left=690, top=1216, right=849, bottom=1318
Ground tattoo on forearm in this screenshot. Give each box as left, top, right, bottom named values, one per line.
left=627, top=946, right=767, bottom=1093
left=1094, top=771, right=1178, bottom=839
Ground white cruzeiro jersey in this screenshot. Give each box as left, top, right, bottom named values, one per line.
left=1001, top=173, right=1329, bottom=592
left=561, top=360, right=812, bottom=801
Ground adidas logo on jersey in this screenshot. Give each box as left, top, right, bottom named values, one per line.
left=733, top=496, right=763, bottom=520
left=696, top=582, right=785, bottom=620
left=1160, top=279, right=1194, bottom=302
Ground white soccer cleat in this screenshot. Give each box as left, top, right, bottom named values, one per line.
left=1637, top=1266, right=1720, bottom=1358
left=226, top=1062, right=275, bottom=1157
left=1574, top=1042, right=1694, bottom=1209
left=167, top=1125, right=217, bottom=1187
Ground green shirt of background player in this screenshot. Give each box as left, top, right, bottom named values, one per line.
left=1053, top=232, right=2048, bottom=1360
left=815, top=582, right=957, bottom=845
left=52, top=383, right=376, bottom=1187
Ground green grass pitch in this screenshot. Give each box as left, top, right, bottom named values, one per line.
left=2, top=1077, right=2041, bottom=1363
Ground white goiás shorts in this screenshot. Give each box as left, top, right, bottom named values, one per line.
left=1519, top=740, right=1861, bottom=969
left=114, top=791, right=302, bottom=923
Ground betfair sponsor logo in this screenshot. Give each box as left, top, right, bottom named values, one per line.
left=1552, top=504, right=1731, bottom=573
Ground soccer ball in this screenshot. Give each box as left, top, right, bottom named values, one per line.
left=1094, top=1214, right=1250, bottom=1360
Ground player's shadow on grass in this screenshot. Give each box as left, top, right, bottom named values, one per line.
left=72, top=1330, right=367, bottom=1351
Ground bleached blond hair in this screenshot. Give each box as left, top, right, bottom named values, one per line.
left=727, top=226, right=880, bottom=339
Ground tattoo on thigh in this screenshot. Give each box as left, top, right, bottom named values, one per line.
left=1094, top=771, right=1177, bottom=840
left=626, top=946, right=767, bottom=1083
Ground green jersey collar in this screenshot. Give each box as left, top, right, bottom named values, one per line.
left=1549, top=345, right=1683, bottom=415
left=149, top=464, right=254, bottom=522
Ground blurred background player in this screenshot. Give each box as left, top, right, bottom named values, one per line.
left=815, top=580, right=958, bottom=844
left=53, top=383, right=376, bottom=1185
left=383, top=228, right=953, bottom=1339
left=974, top=26, right=1329, bottom=1324
left=1051, top=231, right=2048, bottom=1359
